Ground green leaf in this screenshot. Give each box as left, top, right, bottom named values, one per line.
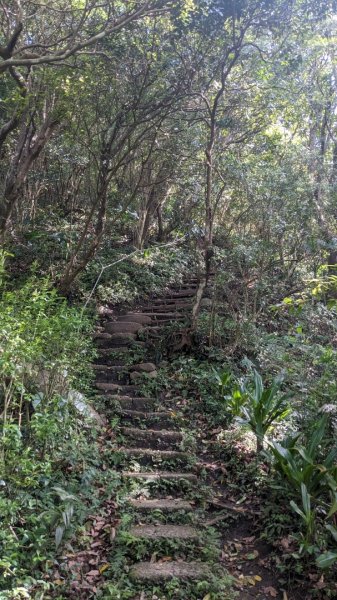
left=316, top=552, right=337, bottom=569
left=326, top=524, right=337, bottom=542
left=301, top=483, right=311, bottom=515
left=327, top=494, right=337, bottom=518
left=55, top=525, right=65, bottom=549
left=290, top=500, right=305, bottom=520
left=297, top=447, right=314, bottom=465
left=52, top=486, right=78, bottom=502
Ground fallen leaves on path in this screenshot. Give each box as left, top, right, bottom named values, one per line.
left=48, top=484, right=118, bottom=598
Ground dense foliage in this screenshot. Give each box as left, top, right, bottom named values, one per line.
left=2, top=0, right=337, bottom=597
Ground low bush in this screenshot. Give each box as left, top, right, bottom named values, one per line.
left=0, top=252, right=103, bottom=592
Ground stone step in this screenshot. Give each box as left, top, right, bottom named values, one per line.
left=146, top=306, right=190, bottom=314
left=150, top=302, right=180, bottom=308
left=122, top=471, right=197, bottom=483
left=94, top=362, right=156, bottom=378
left=165, top=290, right=197, bottom=298
left=92, top=364, right=126, bottom=371
left=151, top=298, right=193, bottom=305
left=130, top=362, right=156, bottom=373
left=97, top=347, right=129, bottom=355
left=141, top=326, right=163, bottom=335
left=144, top=325, right=189, bottom=334
left=120, top=427, right=183, bottom=449
left=95, top=383, right=140, bottom=394
left=165, top=292, right=196, bottom=298
left=129, top=524, right=199, bottom=540
left=116, top=397, right=158, bottom=410
left=94, top=356, right=131, bottom=367
left=121, top=410, right=172, bottom=418
left=121, top=427, right=182, bottom=440
left=118, top=313, right=153, bottom=324
left=129, top=498, right=194, bottom=512
left=143, top=303, right=192, bottom=312
left=121, top=448, right=188, bottom=463
left=146, top=318, right=187, bottom=325
left=143, top=324, right=188, bottom=336
left=95, top=371, right=129, bottom=384
left=120, top=410, right=179, bottom=429
left=104, top=321, right=143, bottom=335
left=96, top=333, right=138, bottom=348
left=139, top=312, right=186, bottom=320
left=130, top=561, right=210, bottom=582
left=94, top=331, right=111, bottom=340
left=179, top=291, right=198, bottom=296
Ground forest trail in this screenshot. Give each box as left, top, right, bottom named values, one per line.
left=92, top=279, right=285, bottom=599
left=93, top=276, right=226, bottom=594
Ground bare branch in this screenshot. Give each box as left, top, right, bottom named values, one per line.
left=0, top=1, right=170, bottom=72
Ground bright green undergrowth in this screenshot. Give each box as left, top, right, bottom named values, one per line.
left=0, top=253, right=109, bottom=594
left=80, top=244, right=198, bottom=305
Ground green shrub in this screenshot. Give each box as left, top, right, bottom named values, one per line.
left=82, top=244, right=195, bottom=305
left=0, top=253, right=100, bottom=591
left=214, top=369, right=291, bottom=452
left=237, top=370, right=291, bottom=452
left=268, top=416, right=337, bottom=497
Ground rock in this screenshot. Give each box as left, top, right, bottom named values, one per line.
left=200, top=297, right=213, bottom=307
left=35, top=371, right=106, bottom=427
left=97, top=306, right=114, bottom=317
left=131, top=362, right=156, bottom=373
left=109, top=333, right=136, bottom=346
left=68, top=390, right=106, bottom=427
left=147, top=370, right=157, bottom=378
left=130, top=369, right=157, bottom=380
left=105, top=321, right=142, bottom=334
left=94, top=332, right=112, bottom=340
left=130, top=371, right=143, bottom=381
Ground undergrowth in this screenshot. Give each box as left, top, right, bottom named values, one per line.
left=0, top=253, right=110, bottom=595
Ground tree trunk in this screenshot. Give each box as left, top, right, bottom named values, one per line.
left=191, top=125, right=215, bottom=329
left=58, top=178, right=108, bottom=295
left=0, top=116, right=58, bottom=240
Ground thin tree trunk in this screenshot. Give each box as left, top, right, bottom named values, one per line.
left=191, top=117, right=215, bottom=329
left=58, top=183, right=108, bottom=295
left=0, top=116, right=58, bottom=240
left=157, top=205, right=164, bottom=241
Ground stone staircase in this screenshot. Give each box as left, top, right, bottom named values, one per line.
left=93, top=277, right=222, bottom=594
